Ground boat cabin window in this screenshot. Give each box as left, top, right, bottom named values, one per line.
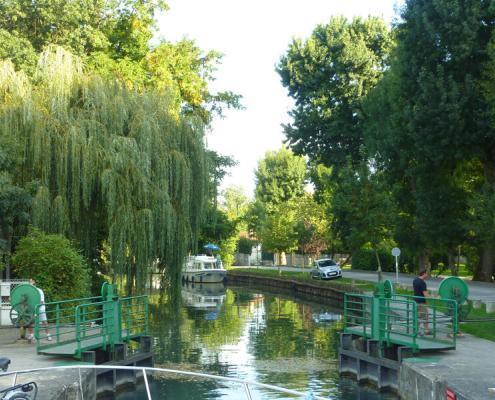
left=204, top=262, right=216, bottom=270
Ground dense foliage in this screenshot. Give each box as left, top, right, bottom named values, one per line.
left=2, top=48, right=209, bottom=289
left=250, top=148, right=307, bottom=255
left=351, top=247, right=395, bottom=273
left=12, top=229, right=91, bottom=301
left=277, top=16, right=393, bottom=170
left=0, top=0, right=240, bottom=123
left=0, top=1, right=240, bottom=289
left=249, top=148, right=332, bottom=260
left=237, top=237, right=255, bottom=255
left=279, top=8, right=495, bottom=281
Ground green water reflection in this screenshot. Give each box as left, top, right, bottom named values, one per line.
left=125, top=283, right=396, bottom=399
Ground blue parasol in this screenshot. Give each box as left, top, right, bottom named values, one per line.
left=203, top=243, right=220, bottom=251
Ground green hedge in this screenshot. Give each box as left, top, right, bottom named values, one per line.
left=351, top=248, right=395, bottom=272
left=237, top=237, right=254, bottom=254
left=12, top=229, right=91, bottom=302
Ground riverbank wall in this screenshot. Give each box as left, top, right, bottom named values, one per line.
left=227, top=271, right=495, bottom=400
left=226, top=271, right=359, bottom=305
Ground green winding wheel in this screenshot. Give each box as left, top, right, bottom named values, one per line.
left=438, top=276, right=470, bottom=321
left=9, top=284, right=41, bottom=328
left=438, top=277, right=469, bottom=304
left=101, top=282, right=118, bottom=300
left=374, top=279, right=394, bottom=299
left=10, top=300, right=34, bottom=327
left=383, top=279, right=394, bottom=299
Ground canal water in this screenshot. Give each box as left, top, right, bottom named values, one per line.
left=120, top=283, right=397, bottom=400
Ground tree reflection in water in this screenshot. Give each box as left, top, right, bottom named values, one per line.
left=131, top=285, right=397, bottom=400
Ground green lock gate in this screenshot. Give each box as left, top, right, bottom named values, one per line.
left=344, top=279, right=458, bottom=352
left=34, top=283, right=148, bottom=359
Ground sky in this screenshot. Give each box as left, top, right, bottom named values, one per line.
left=157, top=0, right=401, bottom=198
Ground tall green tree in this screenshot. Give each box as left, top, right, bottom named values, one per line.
left=277, top=16, right=393, bottom=170
left=277, top=16, right=394, bottom=270
left=220, top=185, right=250, bottom=223
left=251, top=148, right=306, bottom=265
left=254, top=147, right=306, bottom=208
left=331, top=163, right=395, bottom=279
left=259, top=201, right=299, bottom=257
left=1, top=48, right=209, bottom=288
left=198, top=208, right=238, bottom=268
left=0, top=0, right=240, bottom=123
left=0, top=175, right=31, bottom=277
left=294, top=193, right=330, bottom=268
left=365, top=0, right=495, bottom=279
left=0, top=124, right=32, bottom=278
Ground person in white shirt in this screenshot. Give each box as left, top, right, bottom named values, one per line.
left=26, top=278, right=52, bottom=342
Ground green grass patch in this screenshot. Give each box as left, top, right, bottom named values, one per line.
left=431, top=263, right=472, bottom=278
left=460, top=302, right=495, bottom=342
left=461, top=321, right=495, bottom=341
left=394, top=286, right=414, bottom=296
left=229, top=267, right=376, bottom=293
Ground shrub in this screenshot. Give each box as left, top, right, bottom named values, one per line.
left=351, top=247, right=395, bottom=272
left=237, top=237, right=254, bottom=254
left=12, top=229, right=91, bottom=302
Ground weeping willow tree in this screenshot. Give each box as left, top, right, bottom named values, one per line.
left=0, top=47, right=208, bottom=289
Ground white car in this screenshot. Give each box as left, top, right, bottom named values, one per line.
left=310, top=258, right=342, bottom=280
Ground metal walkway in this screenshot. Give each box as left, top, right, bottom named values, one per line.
left=34, top=284, right=148, bottom=359
left=344, top=292, right=458, bottom=352
left=37, top=329, right=137, bottom=356
left=345, top=326, right=455, bottom=351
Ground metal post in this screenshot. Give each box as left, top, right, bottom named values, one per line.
left=78, top=367, right=84, bottom=400
left=243, top=383, right=253, bottom=400
left=143, top=368, right=152, bottom=400
left=371, top=297, right=380, bottom=340
left=343, top=295, right=347, bottom=329
left=34, top=305, right=39, bottom=341
left=432, top=306, right=437, bottom=338
left=144, top=298, right=149, bottom=335
left=406, top=301, right=410, bottom=334
left=412, top=303, right=418, bottom=349
left=75, top=306, right=81, bottom=358
left=82, top=306, right=86, bottom=338
left=395, top=256, right=399, bottom=284
left=56, top=304, right=60, bottom=343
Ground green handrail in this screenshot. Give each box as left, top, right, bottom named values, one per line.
left=35, top=288, right=149, bottom=359
left=343, top=291, right=457, bottom=352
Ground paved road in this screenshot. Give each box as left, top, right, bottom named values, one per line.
left=236, top=266, right=495, bottom=302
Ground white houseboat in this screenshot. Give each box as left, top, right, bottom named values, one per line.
left=182, top=255, right=227, bottom=283
left=181, top=282, right=226, bottom=310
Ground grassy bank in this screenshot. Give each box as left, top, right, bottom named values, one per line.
left=229, top=268, right=495, bottom=342
left=460, top=304, right=495, bottom=341
left=228, top=267, right=376, bottom=292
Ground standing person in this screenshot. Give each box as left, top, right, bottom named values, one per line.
left=413, top=270, right=430, bottom=335
left=26, top=279, right=52, bottom=342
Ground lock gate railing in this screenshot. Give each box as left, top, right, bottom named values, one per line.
left=344, top=293, right=457, bottom=352
left=34, top=284, right=148, bottom=359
